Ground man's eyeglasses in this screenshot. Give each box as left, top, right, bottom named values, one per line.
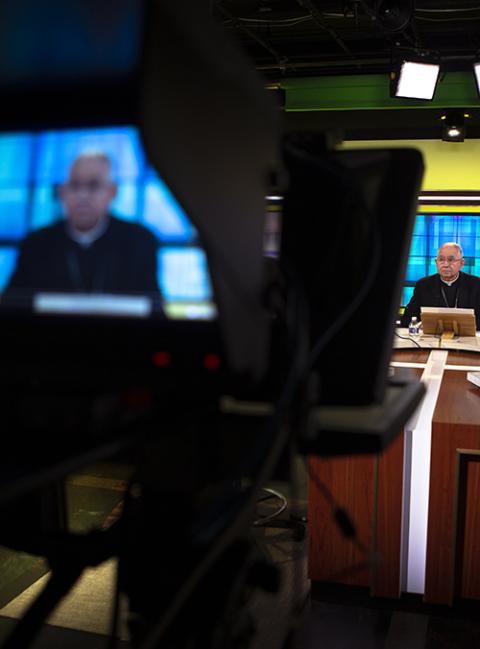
left=436, top=256, right=463, bottom=264
left=64, top=181, right=111, bottom=193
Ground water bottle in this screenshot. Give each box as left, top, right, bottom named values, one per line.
left=408, top=316, right=419, bottom=335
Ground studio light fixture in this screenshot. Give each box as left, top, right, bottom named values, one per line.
left=375, top=0, right=414, bottom=33
left=441, top=111, right=468, bottom=143
left=391, top=59, right=441, bottom=100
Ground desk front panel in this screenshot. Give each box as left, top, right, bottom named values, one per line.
left=425, top=368, right=480, bottom=604
left=308, top=367, right=425, bottom=597
left=445, top=351, right=480, bottom=368
left=309, top=347, right=480, bottom=604
left=391, top=349, right=430, bottom=364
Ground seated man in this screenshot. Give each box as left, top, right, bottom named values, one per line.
left=401, top=242, right=480, bottom=329
left=2, top=151, right=161, bottom=309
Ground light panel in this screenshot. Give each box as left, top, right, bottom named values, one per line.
left=394, top=60, right=440, bottom=100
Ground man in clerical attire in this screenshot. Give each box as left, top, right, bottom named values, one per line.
left=401, top=242, right=480, bottom=329
left=2, top=152, right=161, bottom=310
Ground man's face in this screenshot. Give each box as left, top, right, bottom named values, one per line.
left=60, top=158, right=117, bottom=232
left=436, top=244, right=465, bottom=281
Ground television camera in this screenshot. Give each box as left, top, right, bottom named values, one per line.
left=0, top=1, right=425, bottom=648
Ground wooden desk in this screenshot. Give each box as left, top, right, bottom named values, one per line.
left=308, top=347, right=480, bottom=604
left=426, top=367, right=480, bottom=604
left=308, top=427, right=407, bottom=598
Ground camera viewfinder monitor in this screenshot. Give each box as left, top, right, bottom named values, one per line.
left=0, top=125, right=215, bottom=320
left=0, top=125, right=218, bottom=377
left=0, top=0, right=281, bottom=389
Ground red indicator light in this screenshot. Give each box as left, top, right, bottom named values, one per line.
left=152, top=351, right=171, bottom=367
left=121, top=389, right=152, bottom=409
left=203, top=353, right=221, bottom=371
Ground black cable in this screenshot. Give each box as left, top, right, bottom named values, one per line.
left=394, top=330, right=422, bottom=348
left=276, top=443, right=310, bottom=647
left=191, top=266, right=310, bottom=546
left=280, top=137, right=384, bottom=370
left=208, top=541, right=259, bottom=649
left=56, top=143, right=389, bottom=649
left=416, top=14, right=480, bottom=22
left=416, top=5, right=480, bottom=11
left=216, top=2, right=291, bottom=71
left=308, top=218, right=381, bottom=369
left=137, top=276, right=310, bottom=649
left=305, top=458, right=371, bottom=558
left=115, top=149, right=387, bottom=647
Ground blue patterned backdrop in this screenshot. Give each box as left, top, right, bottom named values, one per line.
left=403, top=213, right=480, bottom=306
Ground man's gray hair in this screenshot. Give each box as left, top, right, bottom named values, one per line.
left=68, top=150, right=114, bottom=180
left=438, top=242, right=463, bottom=258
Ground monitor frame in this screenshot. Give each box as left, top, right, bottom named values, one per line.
left=281, top=138, right=424, bottom=406
left=0, top=0, right=279, bottom=385
left=0, top=124, right=214, bottom=321
left=421, top=306, right=476, bottom=336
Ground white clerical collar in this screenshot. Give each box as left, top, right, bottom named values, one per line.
left=67, top=216, right=109, bottom=248
left=440, top=273, right=460, bottom=287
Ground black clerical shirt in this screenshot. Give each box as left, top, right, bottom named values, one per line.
left=2, top=216, right=160, bottom=306
left=401, top=271, right=480, bottom=329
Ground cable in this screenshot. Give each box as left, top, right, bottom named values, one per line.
left=305, top=458, right=372, bottom=559
left=133, top=142, right=392, bottom=646
left=253, top=487, right=288, bottom=526
left=309, top=223, right=381, bottom=368
left=281, top=138, right=362, bottom=271
left=416, top=6, right=480, bottom=12
left=279, top=444, right=310, bottom=646
left=192, top=266, right=310, bottom=541
left=137, top=275, right=310, bottom=649
left=235, top=15, right=312, bottom=26
left=217, top=2, right=291, bottom=70
left=415, top=14, right=480, bottom=22
left=137, top=418, right=289, bottom=649
left=207, top=541, right=259, bottom=649
left=394, top=330, right=422, bottom=348
left=283, top=145, right=403, bottom=375
left=296, top=0, right=358, bottom=58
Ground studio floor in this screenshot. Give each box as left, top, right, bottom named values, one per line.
left=1, top=459, right=480, bottom=649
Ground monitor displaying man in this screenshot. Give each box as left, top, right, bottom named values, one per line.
left=2, top=151, right=160, bottom=310
left=401, top=242, right=480, bottom=329
left=0, top=126, right=215, bottom=320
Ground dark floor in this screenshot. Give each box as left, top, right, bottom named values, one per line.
left=299, top=600, right=480, bottom=649
left=1, top=459, right=480, bottom=649
left=0, top=616, right=131, bottom=649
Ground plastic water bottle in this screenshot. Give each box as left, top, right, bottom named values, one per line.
left=408, top=316, right=419, bottom=335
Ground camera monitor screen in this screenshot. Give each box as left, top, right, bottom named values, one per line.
left=0, top=125, right=216, bottom=321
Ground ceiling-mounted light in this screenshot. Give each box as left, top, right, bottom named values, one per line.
left=391, top=59, right=441, bottom=100
left=441, top=111, right=467, bottom=143
left=375, top=0, right=414, bottom=33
